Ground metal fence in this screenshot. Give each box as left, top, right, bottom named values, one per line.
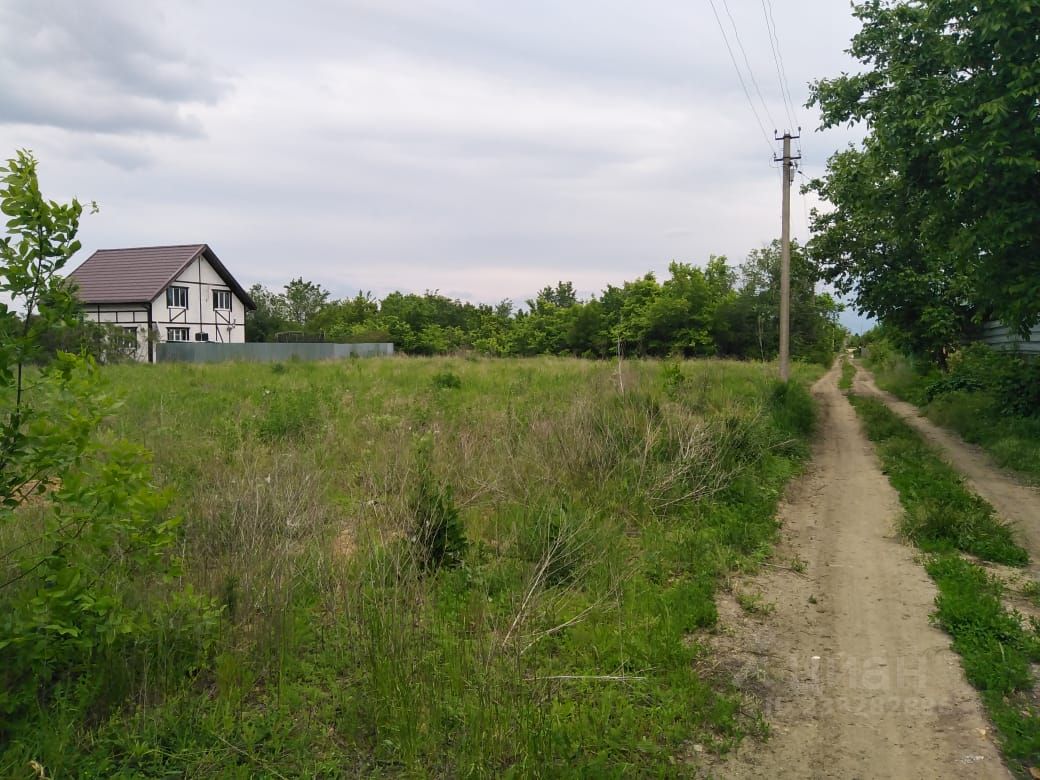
left=156, top=342, right=394, bottom=363
left=980, top=322, right=1040, bottom=355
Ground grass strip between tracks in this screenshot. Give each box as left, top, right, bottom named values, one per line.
left=850, top=394, right=1040, bottom=771
left=838, top=357, right=855, bottom=391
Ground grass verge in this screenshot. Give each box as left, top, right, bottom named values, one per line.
left=850, top=393, right=1040, bottom=770
left=926, top=555, right=1040, bottom=767
left=925, top=394, right=1040, bottom=483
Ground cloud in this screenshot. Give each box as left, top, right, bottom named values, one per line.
left=0, top=0, right=229, bottom=137
left=82, top=138, right=154, bottom=171
left=0, top=0, right=868, bottom=321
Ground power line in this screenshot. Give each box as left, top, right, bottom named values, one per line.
left=766, top=0, right=801, bottom=126
left=759, top=0, right=799, bottom=132
left=758, top=0, right=804, bottom=191
left=707, top=0, right=776, bottom=158
left=719, top=0, right=777, bottom=131
left=761, top=0, right=798, bottom=129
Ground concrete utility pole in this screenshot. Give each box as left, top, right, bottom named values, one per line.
left=775, top=130, right=801, bottom=382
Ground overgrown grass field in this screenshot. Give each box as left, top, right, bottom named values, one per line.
left=2, top=356, right=820, bottom=777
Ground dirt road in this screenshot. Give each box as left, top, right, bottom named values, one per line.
left=854, top=366, right=1040, bottom=565
left=713, top=364, right=1008, bottom=779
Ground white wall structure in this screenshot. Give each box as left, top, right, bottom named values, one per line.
left=69, top=244, right=255, bottom=363
left=79, top=302, right=151, bottom=362
left=149, top=255, right=248, bottom=347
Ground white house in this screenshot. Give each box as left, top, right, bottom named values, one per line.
left=68, top=244, right=256, bottom=362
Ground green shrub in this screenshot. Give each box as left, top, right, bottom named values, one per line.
left=431, top=369, right=462, bottom=390
left=0, top=151, right=217, bottom=736
left=869, top=342, right=1040, bottom=481
left=411, top=455, right=466, bottom=572
left=802, top=341, right=838, bottom=367
left=991, top=355, right=1040, bottom=417
left=926, top=344, right=1040, bottom=417
left=863, top=341, right=936, bottom=404
left=660, top=361, right=685, bottom=397
left=863, top=338, right=896, bottom=371
left=518, top=507, right=596, bottom=588
left=340, top=328, right=393, bottom=344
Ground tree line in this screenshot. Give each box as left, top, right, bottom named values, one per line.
left=246, top=239, right=845, bottom=365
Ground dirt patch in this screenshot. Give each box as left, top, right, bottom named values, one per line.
left=331, top=526, right=358, bottom=561
left=708, top=364, right=1010, bottom=779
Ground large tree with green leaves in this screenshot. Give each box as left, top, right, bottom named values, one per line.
left=809, top=0, right=1040, bottom=351
left=245, top=282, right=291, bottom=341
left=283, top=277, right=330, bottom=329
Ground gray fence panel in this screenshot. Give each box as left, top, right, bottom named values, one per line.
left=980, top=322, right=1040, bottom=355
left=157, top=342, right=394, bottom=363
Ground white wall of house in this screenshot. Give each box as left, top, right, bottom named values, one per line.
left=150, top=255, right=247, bottom=349
left=80, top=303, right=150, bottom=362
left=79, top=254, right=248, bottom=362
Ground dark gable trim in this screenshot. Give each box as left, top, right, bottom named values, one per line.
left=86, top=301, right=149, bottom=310
left=201, top=247, right=256, bottom=311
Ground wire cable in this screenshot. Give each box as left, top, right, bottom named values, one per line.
left=707, top=0, right=776, bottom=158
left=719, top=0, right=777, bottom=132
left=759, top=0, right=799, bottom=132
left=765, top=0, right=801, bottom=127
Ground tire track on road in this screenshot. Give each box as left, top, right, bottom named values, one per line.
left=711, top=363, right=1008, bottom=779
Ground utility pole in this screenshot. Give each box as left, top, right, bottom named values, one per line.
left=775, top=130, right=801, bottom=382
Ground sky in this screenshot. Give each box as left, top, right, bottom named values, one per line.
left=0, top=0, right=872, bottom=331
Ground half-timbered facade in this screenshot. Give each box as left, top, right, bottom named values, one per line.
left=68, top=244, right=256, bottom=362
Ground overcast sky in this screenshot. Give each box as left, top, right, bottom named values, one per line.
left=0, top=1, right=871, bottom=330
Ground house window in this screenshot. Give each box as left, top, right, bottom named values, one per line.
left=166, top=286, right=188, bottom=307
left=119, top=327, right=139, bottom=353
left=213, top=289, right=232, bottom=310
left=167, top=327, right=190, bottom=342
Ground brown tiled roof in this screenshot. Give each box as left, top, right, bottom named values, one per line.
left=67, top=244, right=256, bottom=310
